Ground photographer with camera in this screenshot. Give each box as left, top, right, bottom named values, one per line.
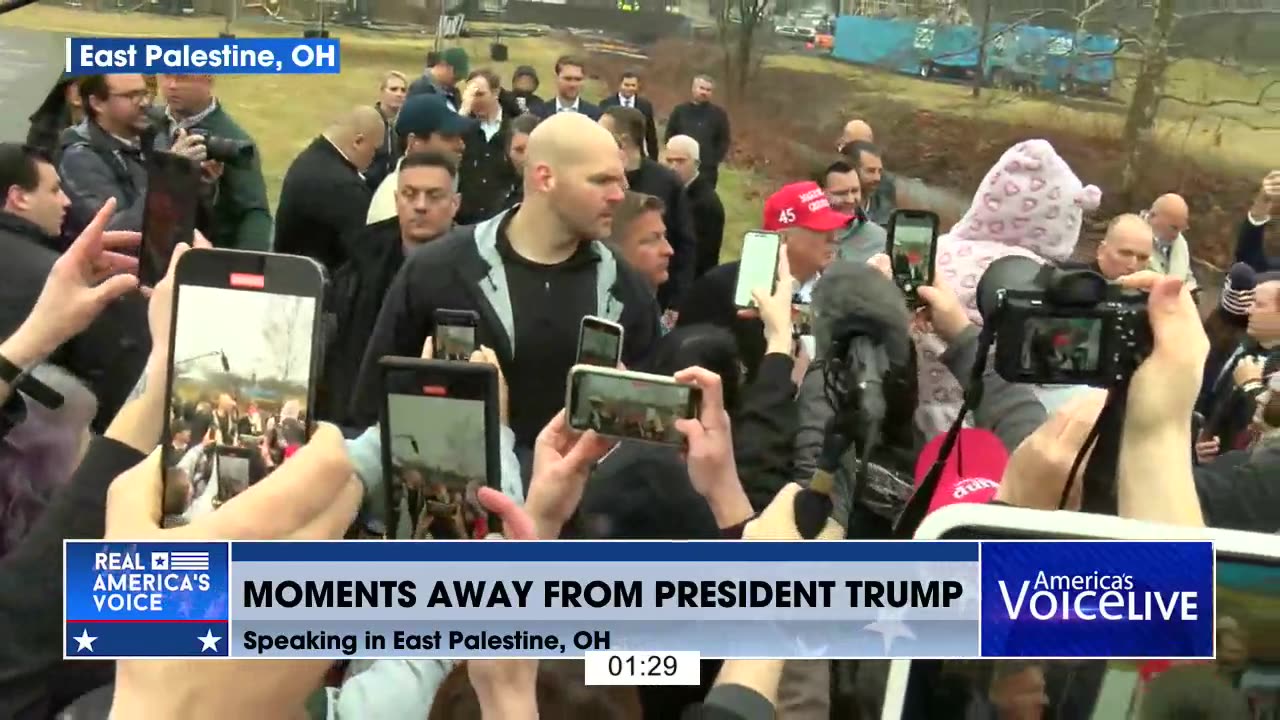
left=150, top=74, right=272, bottom=251
left=58, top=74, right=206, bottom=245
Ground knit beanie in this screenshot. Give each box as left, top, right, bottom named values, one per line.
left=916, top=139, right=1101, bottom=437
left=1220, top=263, right=1257, bottom=321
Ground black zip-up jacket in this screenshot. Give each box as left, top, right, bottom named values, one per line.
left=316, top=217, right=405, bottom=426
left=664, top=101, right=731, bottom=170
left=0, top=212, right=149, bottom=434
left=349, top=209, right=660, bottom=447
left=457, top=113, right=516, bottom=225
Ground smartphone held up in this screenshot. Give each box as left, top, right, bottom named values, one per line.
left=138, top=150, right=201, bottom=287
left=378, top=358, right=502, bottom=540
left=160, top=249, right=326, bottom=525
left=886, top=209, right=940, bottom=306
left=565, top=365, right=700, bottom=446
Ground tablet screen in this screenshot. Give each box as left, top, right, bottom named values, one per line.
left=896, top=529, right=1280, bottom=719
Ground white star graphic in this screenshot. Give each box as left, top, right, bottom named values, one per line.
left=198, top=629, right=222, bottom=652
left=73, top=629, right=97, bottom=652
left=864, top=607, right=915, bottom=655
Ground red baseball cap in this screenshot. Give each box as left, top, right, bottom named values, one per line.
left=912, top=428, right=1008, bottom=515
left=762, top=181, right=852, bottom=232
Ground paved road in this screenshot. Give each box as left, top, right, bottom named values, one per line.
left=0, top=26, right=66, bottom=142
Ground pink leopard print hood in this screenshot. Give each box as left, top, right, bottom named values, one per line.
left=915, top=139, right=1101, bottom=437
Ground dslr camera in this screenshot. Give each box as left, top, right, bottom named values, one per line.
left=189, top=129, right=255, bottom=164
left=978, top=257, right=1151, bottom=388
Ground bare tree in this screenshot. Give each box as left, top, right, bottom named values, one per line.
left=259, top=296, right=307, bottom=383
left=715, top=0, right=771, bottom=97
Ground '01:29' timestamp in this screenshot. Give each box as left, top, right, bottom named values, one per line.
left=583, top=651, right=701, bottom=686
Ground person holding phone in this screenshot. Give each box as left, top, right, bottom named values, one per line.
left=350, top=113, right=658, bottom=453
left=677, top=181, right=848, bottom=380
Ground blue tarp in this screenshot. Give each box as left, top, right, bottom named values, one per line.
left=833, top=15, right=1117, bottom=91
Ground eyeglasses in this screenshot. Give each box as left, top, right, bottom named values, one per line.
left=110, top=90, right=151, bottom=103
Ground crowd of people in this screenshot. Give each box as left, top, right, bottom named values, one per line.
left=0, top=39, right=1278, bottom=720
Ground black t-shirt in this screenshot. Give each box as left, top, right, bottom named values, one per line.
left=497, top=217, right=600, bottom=447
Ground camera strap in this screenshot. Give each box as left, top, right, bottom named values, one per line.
left=1058, top=380, right=1127, bottom=516
left=892, top=322, right=996, bottom=539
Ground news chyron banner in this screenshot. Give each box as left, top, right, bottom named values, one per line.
left=66, top=38, right=340, bottom=75
left=64, top=541, right=1214, bottom=661
left=64, top=542, right=230, bottom=658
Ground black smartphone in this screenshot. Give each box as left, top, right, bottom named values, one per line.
left=379, top=357, right=502, bottom=540
left=886, top=209, right=940, bottom=306
left=565, top=365, right=701, bottom=447
left=139, top=150, right=201, bottom=287
left=733, top=231, right=782, bottom=308
left=434, top=309, right=480, bottom=361
left=213, top=444, right=253, bottom=507
left=161, top=249, right=326, bottom=522
left=577, top=315, right=624, bottom=367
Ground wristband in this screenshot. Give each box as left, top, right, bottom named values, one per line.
left=0, top=351, right=65, bottom=410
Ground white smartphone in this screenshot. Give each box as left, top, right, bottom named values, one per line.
left=734, top=230, right=782, bottom=308
left=881, top=503, right=1280, bottom=720
left=577, top=316, right=624, bottom=368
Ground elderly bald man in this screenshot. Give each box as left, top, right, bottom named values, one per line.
left=1141, top=193, right=1198, bottom=295
left=275, top=105, right=384, bottom=271
left=837, top=118, right=874, bottom=151
left=664, top=134, right=725, bottom=277
left=350, top=112, right=660, bottom=451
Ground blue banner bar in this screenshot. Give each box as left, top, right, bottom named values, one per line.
left=229, top=540, right=980, bottom=563
left=979, top=541, right=1215, bottom=658
left=66, top=38, right=340, bottom=75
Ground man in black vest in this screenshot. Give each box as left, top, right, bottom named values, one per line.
left=599, top=69, right=659, bottom=159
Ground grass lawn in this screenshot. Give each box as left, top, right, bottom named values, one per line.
left=2, top=5, right=768, bottom=261
left=767, top=53, right=1278, bottom=177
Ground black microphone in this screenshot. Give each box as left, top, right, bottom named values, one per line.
left=808, top=261, right=913, bottom=532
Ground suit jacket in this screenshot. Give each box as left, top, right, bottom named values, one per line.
left=531, top=97, right=601, bottom=121
left=599, top=93, right=660, bottom=158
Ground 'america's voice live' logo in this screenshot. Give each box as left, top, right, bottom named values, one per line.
left=979, top=541, right=1215, bottom=659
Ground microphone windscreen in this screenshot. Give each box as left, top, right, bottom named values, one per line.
left=811, top=260, right=911, bottom=362
left=912, top=428, right=1008, bottom=515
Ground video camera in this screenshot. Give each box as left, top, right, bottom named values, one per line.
left=978, top=257, right=1152, bottom=388
left=188, top=128, right=255, bottom=164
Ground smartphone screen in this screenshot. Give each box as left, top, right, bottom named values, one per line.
left=734, top=231, right=782, bottom=308
left=578, top=317, right=623, bottom=367
left=888, top=211, right=939, bottom=302
left=567, top=367, right=700, bottom=446
left=162, top=251, right=323, bottom=523
left=139, top=151, right=201, bottom=287
left=435, top=310, right=479, bottom=361
left=382, top=361, right=497, bottom=540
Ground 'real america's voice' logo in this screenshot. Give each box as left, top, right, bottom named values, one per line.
left=979, top=541, right=1215, bottom=659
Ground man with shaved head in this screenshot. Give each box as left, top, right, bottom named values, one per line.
left=1095, top=213, right=1154, bottom=280
left=837, top=118, right=874, bottom=152
left=275, top=105, right=384, bottom=271
left=351, top=112, right=659, bottom=454
left=1142, top=192, right=1198, bottom=295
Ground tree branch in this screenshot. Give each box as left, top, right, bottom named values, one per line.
left=1157, top=78, right=1280, bottom=110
